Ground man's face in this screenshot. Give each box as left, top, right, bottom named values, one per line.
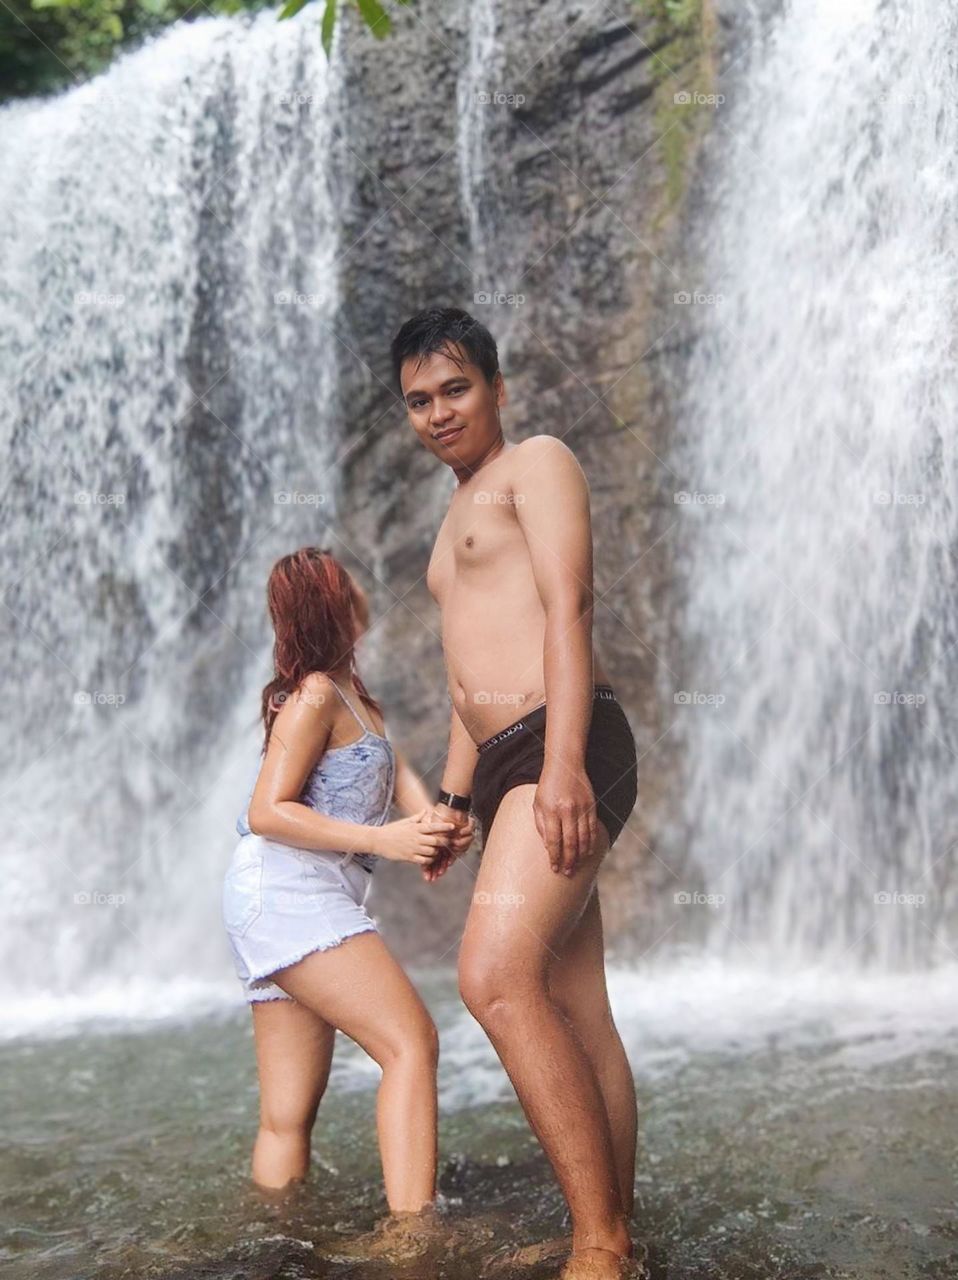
left=399, top=343, right=505, bottom=467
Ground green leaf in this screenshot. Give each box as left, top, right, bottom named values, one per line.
left=321, top=0, right=336, bottom=54
left=355, top=0, right=391, bottom=39
left=278, top=0, right=309, bottom=20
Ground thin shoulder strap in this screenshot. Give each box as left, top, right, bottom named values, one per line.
left=328, top=680, right=369, bottom=732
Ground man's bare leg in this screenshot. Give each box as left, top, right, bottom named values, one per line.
left=550, top=889, right=637, bottom=1217
left=458, top=784, right=631, bottom=1265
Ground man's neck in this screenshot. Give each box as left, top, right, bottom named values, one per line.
left=452, top=432, right=508, bottom=485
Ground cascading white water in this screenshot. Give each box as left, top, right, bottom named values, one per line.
left=456, top=0, right=524, bottom=365
left=0, top=12, right=345, bottom=1030
left=676, top=0, right=958, bottom=969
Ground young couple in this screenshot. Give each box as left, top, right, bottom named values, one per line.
left=221, top=309, right=641, bottom=1280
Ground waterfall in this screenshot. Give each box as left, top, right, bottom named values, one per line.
left=456, top=0, right=525, bottom=366
left=0, top=12, right=345, bottom=1031
left=677, top=0, right=958, bottom=969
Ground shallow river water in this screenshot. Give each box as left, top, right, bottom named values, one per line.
left=2, top=963, right=957, bottom=1280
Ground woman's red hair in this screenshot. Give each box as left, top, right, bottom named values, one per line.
left=259, top=547, right=381, bottom=750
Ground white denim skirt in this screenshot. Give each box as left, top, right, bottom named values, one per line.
left=222, top=834, right=378, bottom=1004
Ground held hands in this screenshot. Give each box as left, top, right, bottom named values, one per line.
left=371, top=809, right=458, bottom=866
left=422, top=803, right=476, bottom=883
left=534, top=762, right=598, bottom=876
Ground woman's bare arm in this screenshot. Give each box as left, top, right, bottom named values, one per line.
left=392, top=747, right=434, bottom=816
left=247, top=673, right=384, bottom=854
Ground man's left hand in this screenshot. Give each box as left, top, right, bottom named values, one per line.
left=422, top=804, right=475, bottom=882
left=534, top=764, right=598, bottom=876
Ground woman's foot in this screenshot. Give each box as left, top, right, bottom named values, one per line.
left=331, top=1205, right=443, bottom=1262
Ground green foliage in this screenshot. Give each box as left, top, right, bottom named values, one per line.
left=0, top=0, right=410, bottom=101
left=632, top=0, right=714, bottom=214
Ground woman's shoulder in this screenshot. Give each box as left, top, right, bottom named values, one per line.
left=296, top=671, right=339, bottom=713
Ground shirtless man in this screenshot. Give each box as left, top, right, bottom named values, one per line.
left=390, top=308, right=641, bottom=1279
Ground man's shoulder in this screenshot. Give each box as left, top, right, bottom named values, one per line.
left=509, top=434, right=577, bottom=463
left=505, top=435, right=584, bottom=489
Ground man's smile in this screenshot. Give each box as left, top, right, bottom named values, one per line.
left=432, top=425, right=466, bottom=444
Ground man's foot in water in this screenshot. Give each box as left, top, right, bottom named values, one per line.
left=559, top=1242, right=650, bottom=1280
left=481, top=1234, right=570, bottom=1274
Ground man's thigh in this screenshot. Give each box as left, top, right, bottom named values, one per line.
left=462, top=784, right=611, bottom=976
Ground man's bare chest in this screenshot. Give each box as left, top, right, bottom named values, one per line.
left=426, top=490, right=526, bottom=601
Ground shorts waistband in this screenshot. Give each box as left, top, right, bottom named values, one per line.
left=477, top=685, right=617, bottom=754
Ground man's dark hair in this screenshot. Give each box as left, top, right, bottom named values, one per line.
left=390, top=307, right=500, bottom=394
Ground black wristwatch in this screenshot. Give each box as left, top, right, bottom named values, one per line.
left=437, top=788, right=472, bottom=812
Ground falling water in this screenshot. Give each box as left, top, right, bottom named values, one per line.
left=676, top=0, right=958, bottom=968
left=0, top=12, right=345, bottom=1027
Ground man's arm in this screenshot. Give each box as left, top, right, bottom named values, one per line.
left=394, top=741, right=474, bottom=881
left=440, top=701, right=480, bottom=797
left=422, top=703, right=479, bottom=882
left=513, top=435, right=597, bottom=874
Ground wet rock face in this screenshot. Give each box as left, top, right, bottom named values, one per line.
left=329, top=1, right=715, bottom=958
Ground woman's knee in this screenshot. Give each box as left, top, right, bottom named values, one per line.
left=376, top=1013, right=439, bottom=1073
left=258, top=1101, right=316, bottom=1141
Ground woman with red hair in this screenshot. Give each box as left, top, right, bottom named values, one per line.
left=222, top=547, right=472, bottom=1214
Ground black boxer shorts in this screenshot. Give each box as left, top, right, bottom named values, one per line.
left=471, top=685, right=638, bottom=851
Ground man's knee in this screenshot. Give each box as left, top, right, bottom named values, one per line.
left=458, top=949, right=546, bottom=1026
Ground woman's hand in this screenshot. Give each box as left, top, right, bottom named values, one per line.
left=370, top=809, right=458, bottom=866
left=422, top=805, right=476, bottom=882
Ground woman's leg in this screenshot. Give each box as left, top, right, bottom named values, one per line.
left=250, top=997, right=336, bottom=1188
left=270, top=932, right=439, bottom=1212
